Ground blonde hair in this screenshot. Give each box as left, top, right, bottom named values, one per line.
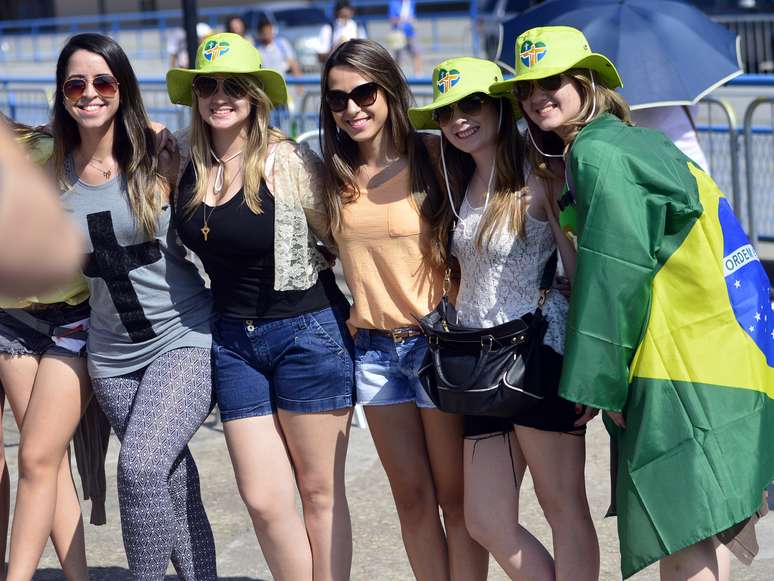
left=524, top=68, right=631, bottom=183
left=185, top=74, right=286, bottom=217
left=440, top=96, right=528, bottom=251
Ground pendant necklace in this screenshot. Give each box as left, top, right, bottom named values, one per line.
left=201, top=148, right=244, bottom=241
left=87, top=158, right=114, bottom=180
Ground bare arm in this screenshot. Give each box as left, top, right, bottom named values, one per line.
left=0, top=124, right=83, bottom=295
left=528, top=172, right=576, bottom=282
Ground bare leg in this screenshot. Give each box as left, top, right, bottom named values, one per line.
left=516, top=426, right=599, bottom=581
left=279, top=408, right=353, bottom=581
left=223, top=414, right=313, bottom=580
left=660, top=537, right=727, bottom=581
left=463, top=431, right=555, bottom=580
left=365, top=403, right=450, bottom=581
left=6, top=355, right=90, bottom=581
left=420, top=408, right=488, bottom=581
left=0, top=391, right=9, bottom=580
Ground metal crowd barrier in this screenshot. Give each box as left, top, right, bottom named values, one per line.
left=743, top=97, right=774, bottom=246
left=3, top=74, right=774, bottom=245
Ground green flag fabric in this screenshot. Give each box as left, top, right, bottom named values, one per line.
left=559, top=113, right=774, bottom=577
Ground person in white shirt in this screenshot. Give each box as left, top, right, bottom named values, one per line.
left=317, top=0, right=366, bottom=62
left=256, top=18, right=302, bottom=76
left=630, top=105, right=711, bottom=175
left=167, top=22, right=213, bottom=69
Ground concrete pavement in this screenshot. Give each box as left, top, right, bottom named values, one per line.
left=0, top=408, right=768, bottom=580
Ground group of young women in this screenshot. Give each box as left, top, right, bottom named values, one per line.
left=0, top=21, right=768, bottom=581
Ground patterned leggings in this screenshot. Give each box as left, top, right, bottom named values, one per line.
left=92, top=347, right=217, bottom=581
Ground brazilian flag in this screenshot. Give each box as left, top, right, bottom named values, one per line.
left=560, top=114, right=774, bottom=578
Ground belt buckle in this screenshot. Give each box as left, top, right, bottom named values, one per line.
left=391, top=329, right=405, bottom=344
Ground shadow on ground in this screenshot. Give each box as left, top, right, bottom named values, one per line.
left=34, top=569, right=267, bottom=581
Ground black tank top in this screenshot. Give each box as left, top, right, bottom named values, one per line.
left=175, top=162, right=345, bottom=319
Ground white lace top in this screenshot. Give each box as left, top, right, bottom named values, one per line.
left=451, top=197, right=569, bottom=354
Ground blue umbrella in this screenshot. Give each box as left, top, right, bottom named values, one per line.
left=498, top=0, right=743, bottom=108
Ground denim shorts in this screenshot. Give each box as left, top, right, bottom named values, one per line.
left=0, top=301, right=90, bottom=358
left=354, top=330, right=435, bottom=408
left=212, top=303, right=355, bottom=421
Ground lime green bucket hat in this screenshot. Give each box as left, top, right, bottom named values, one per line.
left=167, top=32, right=287, bottom=107
left=490, top=26, right=623, bottom=95
left=409, top=57, right=518, bottom=130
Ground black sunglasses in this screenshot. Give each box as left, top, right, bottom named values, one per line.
left=432, top=93, right=490, bottom=126
left=192, top=76, right=248, bottom=100
left=513, top=74, right=565, bottom=101
left=62, top=74, right=119, bottom=102
left=324, top=82, right=380, bottom=113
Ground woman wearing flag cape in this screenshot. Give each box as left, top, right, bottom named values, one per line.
left=490, top=25, right=774, bottom=581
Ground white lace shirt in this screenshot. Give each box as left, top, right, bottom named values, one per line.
left=451, top=197, right=569, bottom=354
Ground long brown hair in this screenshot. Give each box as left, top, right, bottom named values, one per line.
left=440, top=96, right=528, bottom=251
left=52, top=33, right=167, bottom=238
left=186, top=75, right=286, bottom=217
left=319, top=39, right=446, bottom=265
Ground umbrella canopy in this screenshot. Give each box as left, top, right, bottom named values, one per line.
left=498, top=0, right=743, bottom=108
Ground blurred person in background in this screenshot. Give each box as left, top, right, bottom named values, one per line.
left=317, top=0, right=366, bottom=63
left=168, top=22, right=213, bottom=69
left=388, top=0, right=422, bottom=75
left=256, top=18, right=302, bottom=77
left=225, top=15, right=248, bottom=38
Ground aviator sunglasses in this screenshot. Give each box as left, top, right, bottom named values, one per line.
left=62, top=74, right=120, bottom=102
left=192, top=76, right=248, bottom=100
left=432, top=93, right=490, bottom=126
left=324, top=82, right=379, bottom=113
left=513, top=74, right=565, bottom=101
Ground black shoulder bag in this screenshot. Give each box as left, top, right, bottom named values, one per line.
left=416, top=230, right=558, bottom=418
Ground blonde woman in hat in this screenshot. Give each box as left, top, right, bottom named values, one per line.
left=319, top=39, right=489, bottom=580
left=410, top=57, right=599, bottom=581
left=494, top=25, right=774, bottom=581
left=167, top=33, right=356, bottom=581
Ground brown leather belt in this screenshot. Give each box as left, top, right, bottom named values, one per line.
left=369, top=326, right=423, bottom=342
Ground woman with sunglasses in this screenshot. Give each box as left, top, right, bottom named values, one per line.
left=410, top=57, right=598, bottom=581
left=26, top=33, right=218, bottom=580
left=498, top=26, right=774, bottom=581
left=320, top=39, right=488, bottom=581
left=167, top=33, right=354, bottom=581
left=0, top=118, right=91, bottom=581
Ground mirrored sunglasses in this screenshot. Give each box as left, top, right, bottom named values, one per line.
left=62, top=74, right=120, bottom=102
left=192, top=76, right=248, bottom=100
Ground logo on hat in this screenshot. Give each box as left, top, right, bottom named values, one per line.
left=437, top=68, right=461, bottom=94
left=204, top=40, right=230, bottom=62
left=519, top=41, right=547, bottom=68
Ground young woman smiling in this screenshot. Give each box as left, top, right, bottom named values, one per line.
left=499, top=25, right=774, bottom=581
left=410, top=56, right=598, bottom=581
left=320, top=39, right=488, bottom=581
left=46, top=33, right=217, bottom=580
left=167, top=33, right=355, bottom=581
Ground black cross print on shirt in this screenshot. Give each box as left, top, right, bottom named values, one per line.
left=83, top=211, right=162, bottom=343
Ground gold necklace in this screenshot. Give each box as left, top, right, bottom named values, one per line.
left=86, top=157, right=115, bottom=180
left=201, top=161, right=243, bottom=242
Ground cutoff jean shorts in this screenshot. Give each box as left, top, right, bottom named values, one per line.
left=0, top=301, right=90, bottom=358
left=354, top=330, right=435, bottom=408
left=212, top=303, right=355, bottom=421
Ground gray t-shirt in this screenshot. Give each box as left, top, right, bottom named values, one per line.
left=61, top=160, right=213, bottom=379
